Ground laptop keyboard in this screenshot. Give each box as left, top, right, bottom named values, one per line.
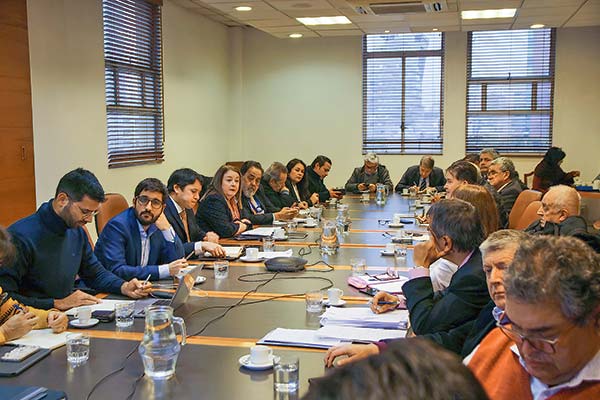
left=153, top=299, right=171, bottom=306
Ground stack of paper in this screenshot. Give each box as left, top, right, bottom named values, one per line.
left=257, top=328, right=343, bottom=349
left=259, top=249, right=293, bottom=259
left=320, top=307, right=409, bottom=330
left=241, top=227, right=276, bottom=237
left=204, top=246, right=243, bottom=259
left=369, top=277, right=409, bottom=294
left=317, top=326, right=406, bottom=342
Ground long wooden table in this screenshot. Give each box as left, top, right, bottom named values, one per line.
left=3, top=194, right=424, bottom=399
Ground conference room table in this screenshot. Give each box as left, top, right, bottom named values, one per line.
left=3, top=193, right=428, bottom=399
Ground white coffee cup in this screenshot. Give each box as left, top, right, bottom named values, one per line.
left=414, top=199, right=422, bottom=207
left=246, top=248, right=259, bottom=260
left=250, top=345, right=273, bottom=365
left=306, top=217, right=316, bottom=226
left=393, top=213, right=402, bottom=224
left=402, top=188, right=409, bottom=195
left=327, top=288, right=344, bottom=304
left=76, top=306, right=92, bottom=324
left=385, top=243, right=396, bottom=253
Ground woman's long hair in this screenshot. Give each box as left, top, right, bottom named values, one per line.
left=453, top=184, right=499, bottom=238
left=286, top=159, right=310, bottom=202
left=543, top=146, right=566, bottom=166
left=202, top=164, right=242, bottom=208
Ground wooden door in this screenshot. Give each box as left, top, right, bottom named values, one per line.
left=0, top=0, right=36, bottom=226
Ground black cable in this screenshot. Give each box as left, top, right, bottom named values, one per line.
left=85, top=342, right=139, bottom=400
left=125, top=371, right=146, bottom=400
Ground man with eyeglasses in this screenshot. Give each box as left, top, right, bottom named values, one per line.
left=0, top=168, right=151, bottom=310
left=95, top=178, right=187, bottom=281
left=525, top=185, right=588, bottom=236
left=468, top=235, right=600, bottom=399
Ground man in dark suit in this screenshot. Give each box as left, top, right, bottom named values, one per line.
left=487, top=157, right=523, bottom=217
left=165, top=168, right=224, bottom=258
left=307, top=155, right=343, bottom=202
left=95, top=178, right=187, bottom=281
left=261, top=162, right=297, bottom=211
left=345, top=153, right=393, bottom=193
left=395, top=156, right=446, bottom=193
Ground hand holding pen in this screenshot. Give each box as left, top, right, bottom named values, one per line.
left=369, top=292, right=406, bottom=314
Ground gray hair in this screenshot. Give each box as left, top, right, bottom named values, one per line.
left=427, top=199, right=484, bottom=252
left=545, top=184, right=581, bottom=216
left=490, top=157, right=518, bottom=179
left=264, top=162, right=287, bottom=182
left=505, top=235, right=600, bottom=326
left=480, top=229, right=529, bottom=258
left=479, top=148, right=500, bottom=159
left=420, top=156, right=435, bottom=170
left=364, top=153, right=379, bottom=164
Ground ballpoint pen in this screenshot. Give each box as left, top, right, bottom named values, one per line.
left=142, top=274, right=151, bottom=287
left=185, top=250, right=195, bottom=260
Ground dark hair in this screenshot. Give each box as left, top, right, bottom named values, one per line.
left=311, top=155, right=332, bottom=168
left=543, top=146, right=566, bottom=166
left=462, top=153, right=480, bottom=164
left=286, top=158, right=310, bottom=201
left=240, top=161, right=263, bottom=176
left=203, top=165, right=242, bottom=207
left=0, top=226, right=16, bottom=267
left=427, top=199, right=485, bottom=252
left=446, top=161, right=479, bottom=184
left=167, top=168, right=203, bottom=193
left=419, top=156, right=435, bottom=169
left=453, top=184, right=499, bottom=238
left=55, top=168, right=105, bottom=202
left=302, top=338, right=489, bottom=400
left=134, top=178, right=168, bottom=202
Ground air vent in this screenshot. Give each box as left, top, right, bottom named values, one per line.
left=347, top=0, right=447, bottom=16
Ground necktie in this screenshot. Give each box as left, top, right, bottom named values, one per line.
left=419, top=178, right=427, bottom=191
left=180, top=210, right=190, bottom=242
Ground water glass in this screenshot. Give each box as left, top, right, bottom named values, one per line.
left=263, top=237, right=275, bottom=252
left=274, top=355, right=300, bottom=392
left=115, top=302, right=135, bottom=328
left=305, top=290, right=323, bottom=313
left=286, top=221, right=298, bottom=233
left=67, top=333, right=90, bottom=366
left=214, top=260, right=229, bottom=279
left=350, top=258, right=367, bottom=276
left=395, top=243, right=407, bottom=258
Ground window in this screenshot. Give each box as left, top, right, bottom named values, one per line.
left=102, top=0, right=164, bottom=168
left=466, top=29, right=555, bottom=155
left=362, top=33, right=444, bottom=154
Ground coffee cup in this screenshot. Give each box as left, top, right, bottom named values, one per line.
left=402, top=188, right=409, bottom=195
left=246, top=248, right=259, bottom=260
left=250, top=345, right=273, bottom=365
left=76, top=306, right=92, bottom=324
left=306, top=217, right=316, bottom=226
left=327, top=288, right=343, bottom=304
left=414, top=199, right=422, bottom=207
left=393, top=213, right=402, bottom=224
left=385, top=243, right=395, bottom=253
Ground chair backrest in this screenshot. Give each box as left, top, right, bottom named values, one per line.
left=514, top=200, right=542, bottom=230
left=225, top=161, right=244, bottom=170
left=82, top=225, right=95, bottom=250
left=95, top=193, right=129, bottom=235
left=523, top=171, right=534, bottom=188
left=508, top=189, right=543, bottom=229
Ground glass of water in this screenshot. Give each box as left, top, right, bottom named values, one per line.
left=115, top=302, right=135, bottom=328
left=305, top=290, right=323, bottom=313
left=274, top=355, right=299, bottom=392
left=350, top=258, right=367, bottom=276
left=263, top=237, right=275, bottom=252
left=67, top=333, right=90, bottom=366
left=214, top=260, right=229, bottom=279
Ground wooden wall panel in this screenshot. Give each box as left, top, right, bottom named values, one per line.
left=0, top=0, right=36, bottom=227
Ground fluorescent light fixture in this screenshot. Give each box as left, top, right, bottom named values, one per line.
left=432, top=28, right=438, bottom=31
left=296, top=16, right=351, bottom=26
left=461, top=8, right=516, bottom=19
left=289, top=33, right=303, bottom=38
left=384, top=30, right=390, bottom=33
left=530, top=24, right=545, bottom=29
left=234, top=6, right=252, bottom=11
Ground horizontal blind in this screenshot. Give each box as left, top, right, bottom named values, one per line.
left=103, top=0, right=164, bottom=168
left=466, top=29, right=555, bottom=155
left=363, top=33, right=444, bottom=154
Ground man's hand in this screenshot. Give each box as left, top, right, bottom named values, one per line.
left=368, top=183, right=377, bottom=193
left=324, top=343, right=379, bottom=368
left=202, top=242, right=226, bottom=258
left=121, top=278, right=152, bottom=299
left=204, top=232, right=220, bottom=243
left=310, top=193, right=319, bottom=205
left=54, top=290, right=101, bottom=311
left=47, top=311, right=68, bottom=333
left=0, top=312, right=38, bottom=341
left=168, top=258, right=189, bottom=276
left=357, top=183, right=368, bottom=192
left=275, top=207, right=298, bottom=221
left=297, top=201, right=309, bottom=210
left=154, top=212, right=171, bottom=231
left=413, top=239, right=446, bottom=268
left=329, top=189, right=343, bottom=199
left=370, top=291, right=405, bottom=314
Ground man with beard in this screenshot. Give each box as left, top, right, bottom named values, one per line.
left=345, top=153, right=393, bottom=194
left=95, top=178, right=186, bottom=281
left=0, top=168, right=151, bottom=310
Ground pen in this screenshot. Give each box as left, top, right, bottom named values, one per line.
left=12, top=303, right=25, bottom=313
left=368, top=299, right=399, bottom=306
left=185, top=250, right=195, bottom=260
left=142, top=274, right=151, bottom=287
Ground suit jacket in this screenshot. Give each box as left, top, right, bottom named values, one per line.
left=197, top=193, right=246, bottom=238
left=345, top=164, right=393, bottom=193
left=395, top=165, right=446, bottom=193
left=497, top=179, right=523, bottom=217
left=307, top=168, right=330, bottom=202
left=94, top=208, right=185, bottom=281
left=261, top=179, right=295, bottom=210
left=285, top=179, right=313, bottom=206
left=525, top=215, right=588, bottom=237
left=402, top=249, right=490, bottom=335
left=241, top=186, right=275, bottom=226
left=164, top=197, right=207, bottom=255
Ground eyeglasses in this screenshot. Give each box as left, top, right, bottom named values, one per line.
left=66, top=195, right=99, bottom=217
left=136, top=196, right=163, bottom=209
left=496, top=312, right=576, bottom=354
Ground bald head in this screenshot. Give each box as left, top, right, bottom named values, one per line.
left=538, top=185, right=581, bottom=225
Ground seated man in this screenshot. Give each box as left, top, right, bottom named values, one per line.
left=307, top=155, right=342, bottom=202
left=478, top=148, right=499, bottom=182
left=164, top=168, right=224, bottom=258
left=468, top=235, right=600, bottom=399
left=0, top=168, right=150, bottom=310
left=0, top=226, right=68, bottom=344
left=344, top=153, right=393, bottom=194
left=525, top=185, right=588, bottom=236
left=260, top=162, right=297, bottom=211
left=487, top=157, right=523, bottom=217
left=240, top=161, right=297, bottom=225
left=444, top=160, right=480, bottom=198
left=95, top=178, right=188, bottom=281
left=395, top=156, right=446, bottom=193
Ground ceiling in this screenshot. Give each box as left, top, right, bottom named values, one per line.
left=169, top=0, right=600, bottom=38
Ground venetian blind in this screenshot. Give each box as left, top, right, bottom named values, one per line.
left=466, top=29, right=555, bottom=155
left=363, top=33, right=444, bottom=154
left=102, top=0, right=164, bottom=168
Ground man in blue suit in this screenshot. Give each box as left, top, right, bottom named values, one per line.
left=95, top=178, right=187, bottom=281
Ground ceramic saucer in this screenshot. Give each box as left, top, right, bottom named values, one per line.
left=273, top=221, right=287, bottom=226
left=195, top=276, right=207, bottom=284
left=240, top=256, right=265, bottom=263
left=380, top=250, right=395, bottom=256
left=323, top=299, right=346, bottom=307
left=238, top=354, right=279, bottom=370
left=388, top=223, right=404, bottom=228
left=69, top=318, right=100, bottom=329
left=303, top=224, right=318, bottom=228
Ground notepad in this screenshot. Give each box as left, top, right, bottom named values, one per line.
left=257, top=328, right=344, bottom=349
left=203, top=246, right=243, bottom=259
left=8, top=329, right=69, bottom=350
left=368, top=278, right=409, bottom=294
left=320, top=307, right=409, bottom=330
left=317, top=326, right=406, bottom=342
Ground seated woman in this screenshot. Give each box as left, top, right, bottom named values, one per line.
left=196, top=165, right=251, bottom=238
left=285, top=159, right=319, bottom=209
left=0, top=226, right=68, bottom=344
left=533, top=146, right=580, bottom=193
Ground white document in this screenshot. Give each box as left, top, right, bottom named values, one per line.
left=241, top=227, right=276, bottom=237
left=369, top=277, right=409, bottom=294
left=320, top=307, right=409, bottom=330
left=258, top=249, right=293, bottom=259
left=204, top=246, right=243, bottom=258
left=66, top=299, right=133, bottom=316
left=8, top=329, right=69, bottom=350
left=258, top=328, right=344, bottom=349
left=317, top=325, right=406, bottom=342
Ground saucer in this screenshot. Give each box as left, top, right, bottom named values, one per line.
left=69, top=318, right=99, bottom=329
left=388, top=223, right=404, bottom=228
left=238, top=354, right=279, bottom=370
left=324, top=299, right=346, bottom=307
left=380, top=250, right=395, bottom=256
left=273, top=221, right=287, bottom=226
left=303, top=224, right=318, bottom=228
left=240, top=256, right=265, bottom=263
left=195, top=276, right=207, bottom=284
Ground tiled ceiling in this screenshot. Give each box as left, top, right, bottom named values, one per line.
left=169, top=0, right=600, bottom=38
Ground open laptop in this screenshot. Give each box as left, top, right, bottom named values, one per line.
left=133, top=265, right=202, bottom=317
